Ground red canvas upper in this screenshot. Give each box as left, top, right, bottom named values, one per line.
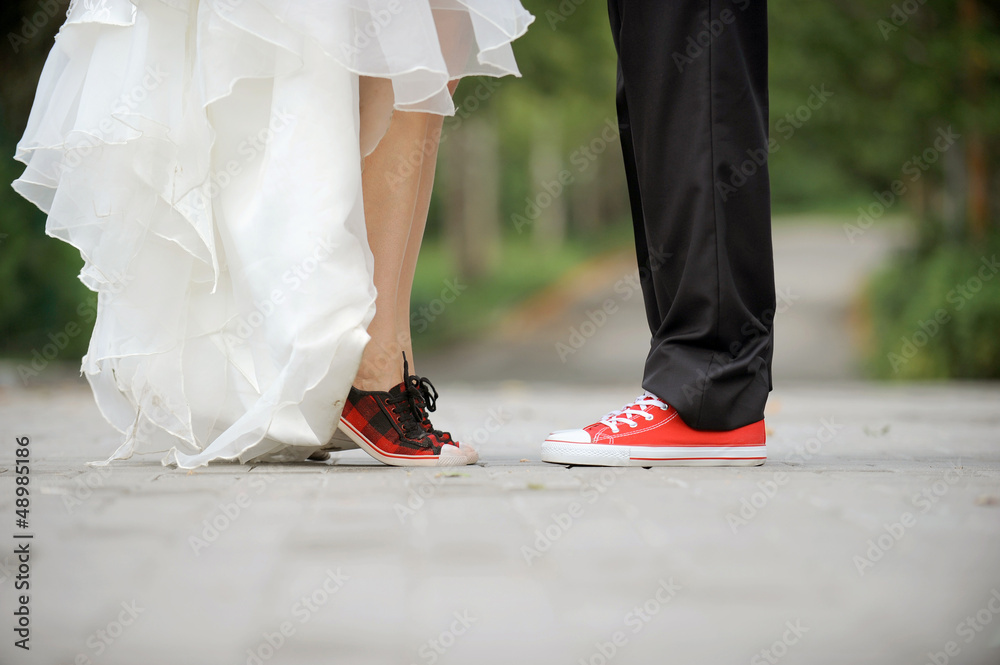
left=553, top=392, right=765, bottom=447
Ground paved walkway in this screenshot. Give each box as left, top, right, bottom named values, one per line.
left=0, top=380, right=998, bottom=665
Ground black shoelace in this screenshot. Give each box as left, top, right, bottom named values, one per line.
left=386, top=385, right=429, bottom=443
left=407, top=373, right=449, bottom=439
left=380, top=353, right=435, bottom=446
left=400, top=353, right=449, bottom=442
left=385, top=353, right=422, bottom=446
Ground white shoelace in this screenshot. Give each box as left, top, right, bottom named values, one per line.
left=599, top=391, right=670, bottom=433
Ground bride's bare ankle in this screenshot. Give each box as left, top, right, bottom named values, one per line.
left=352, top=371, right=402, bottom=392
left=353, top=354, right=404, bottom=392
left=355, top=334, right=414, bottom=391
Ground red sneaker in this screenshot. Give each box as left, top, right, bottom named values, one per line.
left=541, top=392, right=766, bottom=466
left=337, top=380, right=477, bottom=467
left=313, top=374, right=456, bottom=460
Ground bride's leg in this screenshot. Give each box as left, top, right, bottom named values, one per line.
left=356, top=79, right=458, bottom=390
left=394, top=113, right=445, bottom=372
left=396, top=80, right=458, bottom=372
left=340, top=74, right=477, bottom=465
left=355, top=107, right=432, bottom=391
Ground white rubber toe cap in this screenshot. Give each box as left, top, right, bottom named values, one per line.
left=439, top=443, right=478, bottom=466
left=543, top=429, right=593, bottom=444
left=460, top=443, right=479, bottom=464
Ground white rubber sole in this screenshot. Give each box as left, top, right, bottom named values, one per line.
left=338, top=419, right=477, bottom=467
left=540, top=441, right=766, bottom=467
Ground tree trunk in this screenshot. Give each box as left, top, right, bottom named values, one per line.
left=529, top=125, right=567, bottom=246
left=442, top=115, right=501, bottom=280
left=960, top=0, right=989, bottom=240
left=570, top=159, right=601, bottom=235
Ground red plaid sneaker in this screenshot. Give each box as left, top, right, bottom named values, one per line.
left=337, top=358, right=476, bottom=466
left=541, top=391, right=766, bottom=466
left=312, top=359, right=469, bottom=464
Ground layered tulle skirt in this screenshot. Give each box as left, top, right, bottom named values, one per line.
left=13, top=0, right=532, bottom=468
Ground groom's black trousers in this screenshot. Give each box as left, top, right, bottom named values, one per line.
left=608, top=0, right=775, bottom=431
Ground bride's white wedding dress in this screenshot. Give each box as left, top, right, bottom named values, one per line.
left=13, top=0, right=532, bottom=468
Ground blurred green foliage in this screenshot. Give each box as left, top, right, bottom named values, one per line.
left=0, top=148, right=93, bottom=360
left=0, top=0, right=92, bottom=362
left=410, top=229, right=632, bottom=349
left=866, top=234, right=1000, bottom=378
left=1, top=0, right=998, bottom=377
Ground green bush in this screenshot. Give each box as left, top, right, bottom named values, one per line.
left=866, top=234, right=1000, bottom=379
left=0, top=131, right=94, bottom=365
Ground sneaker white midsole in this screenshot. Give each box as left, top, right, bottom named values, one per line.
left=540, top=441, right=766, bottom=466
left=337, top=419, right=475, bottom=467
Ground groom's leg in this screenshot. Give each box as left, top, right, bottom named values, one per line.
left=610, top=0, right=775, bottom=431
